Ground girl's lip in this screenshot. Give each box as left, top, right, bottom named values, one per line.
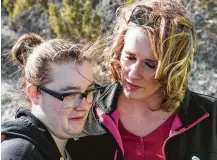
left=69, top=116, right=84, bottom=120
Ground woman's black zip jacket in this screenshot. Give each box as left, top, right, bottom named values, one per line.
left=67, top=83, right=217, bottom=160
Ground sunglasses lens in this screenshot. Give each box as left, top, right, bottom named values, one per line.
left=130, top=5, right=153, bottom=25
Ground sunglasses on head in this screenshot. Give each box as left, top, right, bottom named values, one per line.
left=129, top=5, right=153, bottom=26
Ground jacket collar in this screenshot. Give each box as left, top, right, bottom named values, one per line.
left=95, top=82, right=122, bottom=114
left=77, top=83, right=122, bottom=138
left=16, top=107, right=48, bottom=131
left=2, top=107, right=62, bottom=159
left=178, top=89, right=208, bottom=128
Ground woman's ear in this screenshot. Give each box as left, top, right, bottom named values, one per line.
left=27, top=84, right=39, bottom=104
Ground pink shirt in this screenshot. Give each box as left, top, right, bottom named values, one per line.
left=118, top=115, right=175, bottom=160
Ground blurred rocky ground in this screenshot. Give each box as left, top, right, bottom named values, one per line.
left=1, top=0, right=217, bottom=122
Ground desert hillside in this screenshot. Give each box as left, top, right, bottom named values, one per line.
left=1, top=0, right=217, bottom=121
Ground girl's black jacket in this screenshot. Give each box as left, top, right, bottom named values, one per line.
left=1, top=108, right=67, bottom=160
left=66, top=83, right=217, bottom=160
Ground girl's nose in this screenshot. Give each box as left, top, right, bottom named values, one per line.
left=75, top=98, right=90, bottom=111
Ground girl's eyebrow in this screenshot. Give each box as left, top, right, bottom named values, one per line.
left=60, top=83, right=94, bottom=92
left=60, top=86, right=79, bottom=92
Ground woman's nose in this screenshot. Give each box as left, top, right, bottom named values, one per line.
left=128, top=62, right=142, bottom=79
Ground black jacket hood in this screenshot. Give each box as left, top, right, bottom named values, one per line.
left=1, top=107, right=62, bottom=160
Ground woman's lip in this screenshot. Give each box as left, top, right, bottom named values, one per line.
left=125, top=82, right=141, bottom=90
left=127, top=81, right=141, bottom=87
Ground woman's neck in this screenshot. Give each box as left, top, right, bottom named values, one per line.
left=117, top=91, right=174, bottom=137
left=118, top=89, right=164, bottom=113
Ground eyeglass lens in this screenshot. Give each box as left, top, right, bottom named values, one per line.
left=62, top=92, right=94, bottom=109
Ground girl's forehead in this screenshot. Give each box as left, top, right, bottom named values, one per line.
left=46, top=61, right=93, bottom=91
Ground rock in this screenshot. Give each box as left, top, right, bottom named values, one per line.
left=187, top=1, right=217, bottom=97
left=1, top=25, right=19, bottom=82
left=97, top=0, right=124, bottom=32
left=10, top=6, right=54, bottom=38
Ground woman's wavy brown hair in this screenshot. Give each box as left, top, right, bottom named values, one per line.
left=92, top=0, right=198, bottom=111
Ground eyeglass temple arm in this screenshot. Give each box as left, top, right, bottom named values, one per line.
left=37, top=86, right=64, bottom=101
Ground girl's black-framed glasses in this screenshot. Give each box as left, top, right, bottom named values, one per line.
left=37, top=85, right=98, bottom=109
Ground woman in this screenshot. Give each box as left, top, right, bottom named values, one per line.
left=1, top=33, right=96, bottom=160
left=66, top=0, right=217, bottom=160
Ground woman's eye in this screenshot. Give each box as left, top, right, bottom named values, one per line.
left=145, top=62, right=157, bottom=70
left=126, top=55, right=136, bottom=60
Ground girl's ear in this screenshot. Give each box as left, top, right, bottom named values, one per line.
left=27, top=84, right=39, bottom=104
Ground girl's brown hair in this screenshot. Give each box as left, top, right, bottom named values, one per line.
left=12, top=33, right=83, bottom=92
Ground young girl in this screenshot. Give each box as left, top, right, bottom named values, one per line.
left=1, top=33, right=95, bottom=160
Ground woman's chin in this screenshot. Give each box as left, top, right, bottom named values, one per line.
left=123, top=88, right=150, bottom=100
left=124, top=89, right=140, bottom=100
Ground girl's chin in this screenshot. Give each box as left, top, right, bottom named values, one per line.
left=63, top=127, right=83, bottom=137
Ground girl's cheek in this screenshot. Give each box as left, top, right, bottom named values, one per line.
left=52, top=101, right=68, bottom=116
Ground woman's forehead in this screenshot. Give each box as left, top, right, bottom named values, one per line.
left=125, top=27, right=148, bottom=42
left=124, top=28, right=150, bottom=49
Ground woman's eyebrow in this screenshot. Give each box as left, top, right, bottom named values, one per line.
left=144, top=59, right=157, bottom=63
left=124, top=50, right=136, bottom=56
left=125, top=50, right=156, bottom=62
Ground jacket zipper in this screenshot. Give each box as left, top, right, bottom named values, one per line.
left=162, top=113, right=209, bottom=159
left=97, top=117, right=124, bottom=160
left=95, top=107, right=124, bottom=160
